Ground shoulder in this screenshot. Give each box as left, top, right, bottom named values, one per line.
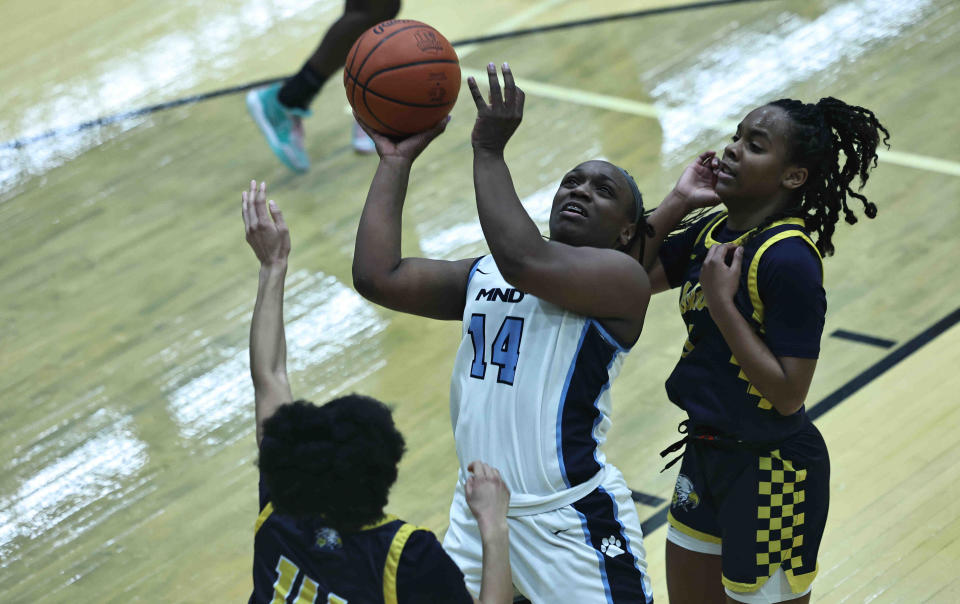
left=395, top=527, right=472, bottom=602
left=755, top=235, right=822, bottom=282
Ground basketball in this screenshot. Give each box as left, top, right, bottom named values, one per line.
left=344, top=20, right=460, bottom=137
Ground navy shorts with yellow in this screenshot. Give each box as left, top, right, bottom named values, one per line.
left=668, top=421, right=830, bottom=595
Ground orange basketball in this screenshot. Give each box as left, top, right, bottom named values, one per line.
left=344, top=20, right=460, bottom=136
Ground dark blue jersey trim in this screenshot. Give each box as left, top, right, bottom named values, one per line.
left=590, top=319, right=632, bottom=353
left=556, top=323, right=591, bottom=488
left=466, top=256, right=485, bottom=286
left=557, top=324, right=618, bottom=488
left=573, top=487, right=651, bottom=603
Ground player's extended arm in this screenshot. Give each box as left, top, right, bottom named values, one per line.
left=465, top=461, right=512, bottom=604
left=638, top=151, right=722, bottom=294
left=243, top=181, right=294, bottom=447
left=468, top=63, right=648, bottom=321
left=352, top=117, right=477, bottom=320
left=700, top=243, right=817, bottom=415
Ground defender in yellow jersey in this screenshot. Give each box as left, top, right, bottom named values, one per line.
left=240, top=181, right=513, bottom=604
left=640, top=98, right=889, bottom=603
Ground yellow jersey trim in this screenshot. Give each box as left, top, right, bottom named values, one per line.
left=703, top=212, right=755, bottom=247
left=722, top=573, right=771, bottom=593
left=667, top=510, right=722, bottom=544
left=696, top=212, right=728, bottom=249
left=255, top=502, right=274, bottom=536
left=255, top=506, right=398, bottom=536
left=747, top=227, right=821, bottom=326
left=383, top=522, right=432, bottom=604
left=702, top=214, right=808, bottom=253
left=361, top=513, right=400, bottom=531
left=785, top=562, right=819, bottom=593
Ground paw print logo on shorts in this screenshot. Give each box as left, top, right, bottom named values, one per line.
left=600, top=535, right=625, bottom=558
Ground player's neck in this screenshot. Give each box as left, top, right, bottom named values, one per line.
left=725, top=195, right=792, bottom=231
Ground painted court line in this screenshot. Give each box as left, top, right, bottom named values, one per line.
left=462, top=68, right=960, bottom=178
left=830, top=329, right=897, bottom=349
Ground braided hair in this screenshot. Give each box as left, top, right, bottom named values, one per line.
left=750, top=97, right=890, bottom=256
left=615, top=166, right=655, bottom=260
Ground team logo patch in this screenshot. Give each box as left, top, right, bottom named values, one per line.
left=314, top=527, right=342, bottom=551
left=672, top=474, right=701, bottom=511
left=600, top=536, right=625, bottom=558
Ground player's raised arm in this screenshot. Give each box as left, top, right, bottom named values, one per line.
left=637, top=151, right=722, bottom=294
left=352, top=117, right=478, bottom=320
left=468, top=63, right=648, bottom=328
left=243, top=181, right=294, bottom=447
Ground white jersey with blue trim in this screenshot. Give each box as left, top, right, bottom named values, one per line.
left=450, top=255, right=630, bottom=506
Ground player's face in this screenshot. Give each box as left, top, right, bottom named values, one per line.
left=716, top=105, right=797, bottom=207
left=548, top=161, right=636, bottom=248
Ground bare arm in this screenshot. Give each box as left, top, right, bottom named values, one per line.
left=638, top=152, right=722, bottom=294
left=468, top=64, right=649, bottom=322
left=242, top=181, right=294, bottom=447
left=701, top=244, right=816, bottom=415
left=465, top=461, right=512, bottom=604
left=352, top=118, right=476, bottom=320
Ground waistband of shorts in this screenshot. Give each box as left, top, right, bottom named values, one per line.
left=457, top=466, right=608, bottom=517
left=686, top=420, right=807, bottom=450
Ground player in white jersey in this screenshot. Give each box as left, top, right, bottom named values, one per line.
left=353, top=63, right=667, bottom=602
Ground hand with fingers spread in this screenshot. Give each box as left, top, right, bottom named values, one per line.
left=672, top=150, right=723, bottom=210
left=700, top=242, right=743, bottom=312
left=354, top=113, right=450, bottom=164
left=468, top=62, right=525, bottom=155
left=242, top=180, right=290, bottom=268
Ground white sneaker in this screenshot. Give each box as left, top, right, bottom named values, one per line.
left=352, top=120, right=376, bottom=155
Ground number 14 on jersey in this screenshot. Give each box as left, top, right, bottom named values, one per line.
left=467, top=314, right=524, bottom=385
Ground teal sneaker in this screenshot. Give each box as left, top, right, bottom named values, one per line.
left=246, top=83, right=312, bottom=172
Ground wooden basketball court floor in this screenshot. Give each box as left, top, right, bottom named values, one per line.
left=2, top=0, right=959, bottom=601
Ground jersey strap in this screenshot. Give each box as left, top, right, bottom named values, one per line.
left=746, top=222, right=822, bottom=326
left=254, top=502, right=274, bottom=535
left=382, top=522, right=431, bottom=604
left=695, top=212, right=728, bottom=249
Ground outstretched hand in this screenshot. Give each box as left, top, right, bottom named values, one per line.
left=673, top=151, right=722, bottom=210
left=468, top=62, right=525, bottom=154
left=354, top=113, right=450, bottom=163
left=242, top=180, right=290, bottom=267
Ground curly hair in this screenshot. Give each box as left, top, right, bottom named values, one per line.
left=257, top=395, right=406, bottom=532
left=751, top=97, right=890, bottom=256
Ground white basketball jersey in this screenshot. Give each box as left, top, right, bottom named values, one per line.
left=450, top=255, right=630, bottom=501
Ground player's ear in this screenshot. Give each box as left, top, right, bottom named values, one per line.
left=782, top=165, right=808, bottom=191
left=618, top=222, right=637, bottom=249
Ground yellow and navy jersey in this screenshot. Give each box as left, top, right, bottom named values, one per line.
left=250, top=478, right=472, bottom=604
left=658, top=211, right=826, bottom=443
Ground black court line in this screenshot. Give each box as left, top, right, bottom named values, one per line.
left=1, top=0, right=777, bottom=151
left=830, top=329, right=897, bottom=349
left=639, top=306, right=960, bottom=535
left=631, top=490, right=668, bottom=507
left=640, top=505, right=670, bottom=537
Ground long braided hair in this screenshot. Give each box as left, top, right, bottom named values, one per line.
left=749, top=97, right=890, bottom=256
